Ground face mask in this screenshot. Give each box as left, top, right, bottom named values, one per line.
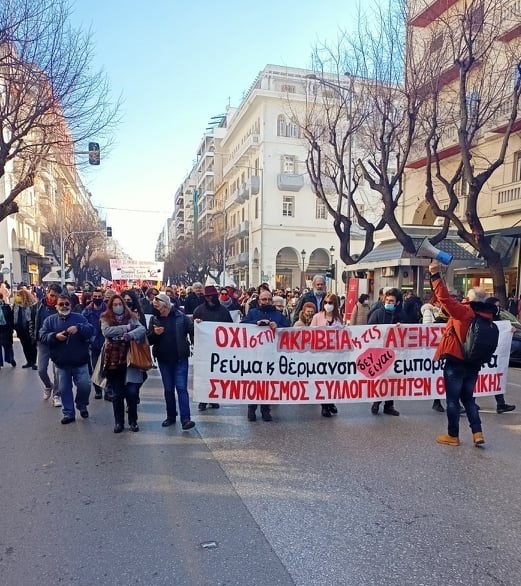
left=125, top=300, right=134, bottom=308
left=93, top=299, right=103, bottom=306
left=58, top=309, right=71, bottom=317
left=324, top=303, right=334, bottom=313
left=384, top=303, right=395, bottom=311
left=113, top=305, right=125, bottom=315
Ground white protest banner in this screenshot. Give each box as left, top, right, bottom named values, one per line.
left=193, top=322, right=512, bottom=404
left=109, top=259, right=164, bottom=281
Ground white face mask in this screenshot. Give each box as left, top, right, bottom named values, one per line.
left=324, top=303, right=334, bottom=313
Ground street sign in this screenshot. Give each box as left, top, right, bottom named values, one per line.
left=1, top=267, right=10, bottom=275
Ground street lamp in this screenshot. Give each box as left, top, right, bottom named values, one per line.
left=305, top=73, right=354, bottom=258
left=300, top=249, right=306, bottom=289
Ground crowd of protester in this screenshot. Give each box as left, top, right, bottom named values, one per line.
left=0, top=274, right=517, bottom=445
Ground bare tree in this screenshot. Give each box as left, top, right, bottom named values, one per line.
left=412, top=0, right=521, bottom=303
left=298, top=0, right=428, bottom=266
left=165, top=235, right=224, bottom=285
left=0, top=0, right=119, bottom=221
left=43, top=200, right=106, bottom=284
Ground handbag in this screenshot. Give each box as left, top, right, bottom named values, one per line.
left=128, top=338, right=154, bottom=370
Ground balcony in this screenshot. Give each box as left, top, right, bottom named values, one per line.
left=238, top=182, right=249, bottom=201
left=226, top=187, right=248, bottom=208
left=277, top=173, right=304, bottom=192
left=250, top=175, right=260, bottom=195
left=238, top=221, right=249, bottom=236
left=237, top=252, right=249, bottom=265
left=409, top=0, right=458, bottom=27
left=223, top=134, right=260, bottom=175
left=491, top=180, right=521, bottom=215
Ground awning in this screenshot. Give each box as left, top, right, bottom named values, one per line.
left=348, top=237, right=486, bottom=271
left=42, top=268, right=75, bottom=283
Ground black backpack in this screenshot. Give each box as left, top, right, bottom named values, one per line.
left=459, top=314, right=499, bottom=367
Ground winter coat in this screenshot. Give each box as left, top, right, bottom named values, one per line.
left=147, top=308, right=193, bottom=364
left=100, top=315, right=147, bottom=383
left=431, top=274, right=496, bottom=363
left=241, top=305, right=290, bottom=328
left=349, top=301, right=370, bottom=325
left=310, top=313, right=343, bottom=327
left=421, top=303, right=440, bottom=324
left=30, top=301, right=58, bottom=343
left=193, top=302, right=233, bottom=323
left=368, top=305, right=407, bottom=325
left=0, top=303, right=14, bottom=345
left=183, top=292, right=205, bottom=315
left=82, top=302, right=107, bottom=351
left=39, top=312, right=94, bottom=368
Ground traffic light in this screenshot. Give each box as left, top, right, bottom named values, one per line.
left=106, top=227, right=112, bottom=237
left=325, top=264, right=335, bottom=279
left=0, top=253, right=4, bottom=266
left=88, top=142, right=100, bottom=165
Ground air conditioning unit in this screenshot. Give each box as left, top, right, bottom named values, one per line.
left=381, top=266, right=396, bottom=277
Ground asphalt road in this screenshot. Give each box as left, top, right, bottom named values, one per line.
left=1, top=341, right=521, bottom=586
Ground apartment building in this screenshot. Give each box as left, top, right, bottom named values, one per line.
left=403, top=0, right=521, bottom=293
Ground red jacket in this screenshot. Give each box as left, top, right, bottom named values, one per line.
left=431, top=275, right=474, bottom=362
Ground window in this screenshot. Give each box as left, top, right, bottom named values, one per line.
left=316, top=199, right=327, bottom=219
left=282, top=155, right=296, bottom=174
left=277, top=115, right=286, bottom=137
left=429, top=33, right=443, bottom=54
left=282, top=195, right=295, bottom=217
left=288, top=122, right=299, bottom=138
left=514, top=151, right=521, bottom=182
left=255, top=197, right=259, bottom=219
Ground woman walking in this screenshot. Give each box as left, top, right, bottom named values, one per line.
left=12, top=288, right=37, bottom=368
left=101, top=294, right=146, bottom=433
left=310, top=293, right=343, bottom=418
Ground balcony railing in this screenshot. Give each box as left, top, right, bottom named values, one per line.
left=238, top=221, right=249, bottom=236
left=491, top=180, right=521, bottom=215
left=223, top=134, right=260, bottom=175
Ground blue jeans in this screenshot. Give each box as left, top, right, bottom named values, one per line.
left=56, top=364, right=91, bottom=418
left=158, top=359, right=190, bottom=422
left=37, top=342, right=58, bottom=396
left=444, top=359, right=482, bottom=437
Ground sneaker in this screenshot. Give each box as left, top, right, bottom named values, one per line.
left=43, top=388, right=52, bottom=400
left=436, top=433, right=460, bottom=446
left=371, top=403, right=379, bottom=415
left=210, top=403, right=220, bottom=409
left=497, top=404, right=515, bottom=414
left=181, top=420, right=195, bottom=430
left=473, top=432, right=485, bottom=446
left=53, top=395, right=62, bottom=408
left=94, top=389, right=103, bottom=399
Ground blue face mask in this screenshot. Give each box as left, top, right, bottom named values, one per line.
left=384, top=303, right=395, bottom=311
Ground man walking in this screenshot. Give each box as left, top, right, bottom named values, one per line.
left=39, top=294, right=94, bottom=424
left=429, top=260, right=495, bottom=447
left=193, top=285, right=233, bottom=411
left=30, top=284, right=62, bottom=407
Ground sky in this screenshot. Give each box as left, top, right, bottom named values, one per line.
left=69, top=0, right=359, bottom=260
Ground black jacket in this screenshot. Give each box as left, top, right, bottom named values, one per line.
left=368, top=305, right=407, bottom=325
left=147, top=308, right=194, bottom=364
left=193, top=302, right=233, bottom=323
left=183, top=292, right=205, bottom=315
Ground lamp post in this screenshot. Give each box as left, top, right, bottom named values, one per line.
left=329, top=245, right=337, bottom=295
left=305, top=73, right=354, bottom=258
left=300, top=249, right=306, bottom=289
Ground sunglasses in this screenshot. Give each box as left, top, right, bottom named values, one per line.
left=57, top=302, right=70, bottom=307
